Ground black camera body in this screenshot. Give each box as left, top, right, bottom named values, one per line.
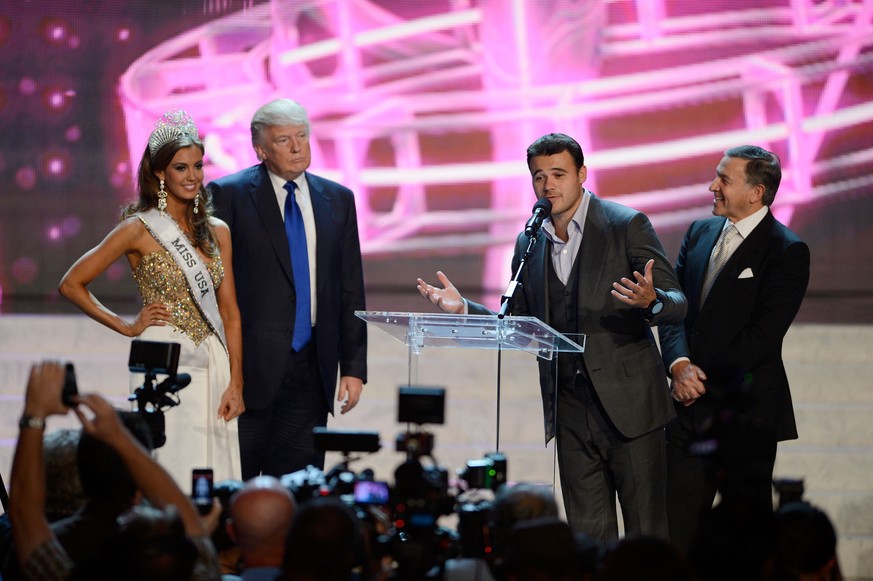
left=128, top=340, right=187, bottom=448
left=458, top=452, right=507, bottom=491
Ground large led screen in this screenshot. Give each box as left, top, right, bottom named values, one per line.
left=1, top=0, right=871, bottom=322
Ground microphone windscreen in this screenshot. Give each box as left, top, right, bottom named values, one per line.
left=174, top=373, right=192, bottom=388
left=532, top=198, right=552, bottom=215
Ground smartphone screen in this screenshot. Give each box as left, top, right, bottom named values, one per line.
left=191, top=468, right=214, bottom=515
left=353, top=480, right=390, bottom=505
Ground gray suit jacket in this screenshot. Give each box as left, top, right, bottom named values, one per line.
left=469, top=194, right=686, bottom=442
left=208, top=164, right=367, bottom=412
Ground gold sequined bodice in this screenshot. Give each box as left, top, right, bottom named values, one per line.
left=132, top=250, right=224, bottom=346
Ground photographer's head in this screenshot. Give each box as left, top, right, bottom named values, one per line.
left=775, top=501, right=841, bottom=581
left=43, top=428, right=85, bottom=521
left=282, top=497, right=365, bottom=581
left=71, top=504, right=198, bottom=581
left=228, top=475, right=297, bottom=570
left=488, top=483, right=559, bottom=559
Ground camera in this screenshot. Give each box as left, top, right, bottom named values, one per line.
left=458, top=452, right=507, bottom=491
left=313, top=427, right=381, bottom=454
left=773, top=477, right=805, bottom=509
left=280, top=385, right=511, bottom=579
left=127, top=340, right=189, bottom=448
left=129, top=339, right=180, bottom=375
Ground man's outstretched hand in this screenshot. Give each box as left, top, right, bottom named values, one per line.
left=416, top=271, right=465, bottom=314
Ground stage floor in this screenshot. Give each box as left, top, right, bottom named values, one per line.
left=1, top=315, right=871, bottom=578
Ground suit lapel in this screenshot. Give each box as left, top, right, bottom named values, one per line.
left=307, top=173, right=331, bottom=299
left=248, top=165, right=295, bottom=283
left=692, top=218, right=726, bottom=308
left=714, top=211, right=774, bottom=283
left=577, top=195, right=610, bottom=318
left=699, top=213, right=774, bottom=312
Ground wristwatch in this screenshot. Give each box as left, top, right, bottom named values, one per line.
left=19, top=415, right=46, bottom=430
left=643, top=297, right=664, bottom=323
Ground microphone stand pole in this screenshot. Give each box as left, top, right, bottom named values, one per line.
left=497, top=233, right=538, bottom=319
left=493, top=232, right=541, bottom=451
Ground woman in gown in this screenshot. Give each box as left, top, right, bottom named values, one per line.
left=59, top=109, right=243, bottom=484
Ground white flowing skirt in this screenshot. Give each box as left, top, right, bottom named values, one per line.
left=131, top=325, right=241, bottom=487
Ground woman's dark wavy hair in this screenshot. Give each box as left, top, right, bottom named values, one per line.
left=125, top=135, right=218, bottom=255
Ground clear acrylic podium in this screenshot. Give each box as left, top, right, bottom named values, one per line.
left=355, top=311, right=585, bottom=450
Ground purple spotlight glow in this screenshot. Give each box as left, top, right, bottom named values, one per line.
left=48, top=226, right=61, bottom=241
left=118, top=28, right=130, bottom=41
left=19, top=78, right=36, bottom=96
left=39, top=17, right=70, bottom=45
left=42, top=85, right=74, bottom=112
left=65, top=125, right=82, bottom=142
left=15, top=166, right=36, bottom=189
left=11, top=257, right=38, bottom=284
left=62, top=215, right=82, bottom=237
left=49, top=91, right=64, bottom=108
left=41, top=149, right=72, bottom=180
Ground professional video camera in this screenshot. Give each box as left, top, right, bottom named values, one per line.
left=454, top=450, right=508, bottom=558
left=282, top=427, right=383, bottom=501
left=127, top=340, right=190, bottom=448
left=281, top=385, right=511, bottom=578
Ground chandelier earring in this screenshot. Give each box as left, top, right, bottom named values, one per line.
left=158, top=179, right=168, bottom=213
left=193, top=192, right=200, bottom=214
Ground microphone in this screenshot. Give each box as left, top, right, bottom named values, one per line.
left=156, top=373, right=192, bottom=395
left=524, top=198, right=552, bottom=237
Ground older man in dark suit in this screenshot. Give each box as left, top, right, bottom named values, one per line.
left=418, top=133, right=687, bottom=542
left=209, top=98, right=367, bottom=480
left=658, top=145, right=810, bottom=551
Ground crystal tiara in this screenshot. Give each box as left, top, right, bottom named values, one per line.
left=147, top=109, right=199, bottom=156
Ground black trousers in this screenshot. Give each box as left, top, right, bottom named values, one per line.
left=556, top=375, right=668, bottom=543
left=238, top=337, right=329, bottom=480
left=665, top=404, right=778, bottom=552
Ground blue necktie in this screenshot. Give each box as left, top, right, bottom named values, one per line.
left=284, top=181, right=311, bottom=351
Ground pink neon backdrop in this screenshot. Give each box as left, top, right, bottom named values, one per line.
left=0, top=0, right=871, bottom=321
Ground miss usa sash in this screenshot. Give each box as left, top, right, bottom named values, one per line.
left=139, top=209, right=227, bottom=351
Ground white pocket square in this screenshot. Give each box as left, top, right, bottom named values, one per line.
left=738, top=268, right=754, bottom=279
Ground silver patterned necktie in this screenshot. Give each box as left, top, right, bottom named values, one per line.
left=701, top=223, right=739, bottom=303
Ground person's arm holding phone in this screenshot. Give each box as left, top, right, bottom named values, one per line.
left=10, top=361, right=72, bottom=572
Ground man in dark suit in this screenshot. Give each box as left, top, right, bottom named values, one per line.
left=658, top=145, right=810, bottom=551
left=417, top=133, right=687, bottom=542
left=209, top=98, right=367, bottom=480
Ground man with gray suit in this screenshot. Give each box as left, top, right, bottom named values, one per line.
left=417, top=133, right=686, bottom=542
left=210, top=99, right=367, bottom=480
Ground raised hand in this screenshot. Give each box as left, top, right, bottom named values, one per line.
left=611, top=258, right=657, bottom=307
left=416, top=271, right=465, bottom=314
